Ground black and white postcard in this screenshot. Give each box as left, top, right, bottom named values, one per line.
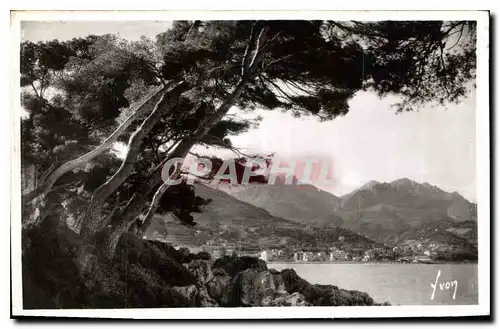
left=10, top=10, right=490, bottom=319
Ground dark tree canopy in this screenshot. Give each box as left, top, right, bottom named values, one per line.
left=326, top=20, right=476, bottom=111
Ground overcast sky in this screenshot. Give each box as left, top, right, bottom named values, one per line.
left=21, top=21, right=477, bottom=201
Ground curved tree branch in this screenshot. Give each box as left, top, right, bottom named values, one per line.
left=23, top=85, right=167, bottom=203
left=79, top=81, right=190, bottom=238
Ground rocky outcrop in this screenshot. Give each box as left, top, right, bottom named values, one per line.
left=171, top=284, right=218, bottom=307
left=212, top=256, right=268, bottom=277
left=206, top=267, right=231, bottom=301
left=196, top=286, right=218, bottom=307
left=262, top=292, right=309, bottom=306
left=169, top=254, right=382, bottom=307
left=280, top=268, right=375, bottom=306
left=184, top=259, right=213, bottom=284
left=22, top=223, right=384, bottom=309
left=175, top=257, right=306, bottom=307
left=172, top=285, right=198, bottom=303
left=220, top=269, right=281, bottom=306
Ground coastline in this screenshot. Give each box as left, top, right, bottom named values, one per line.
left=22, top=222, right=384, bottom=308
left=267, top=261, right=478, bottom=265
left=267, top=260, right=478, bottom=305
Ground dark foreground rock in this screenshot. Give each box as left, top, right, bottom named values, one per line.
left=262, top=292, right=308, bottom=306
left=184, top=259, right=213, bottom=284
left=206, top=267, right=231, bottom=301
left=212, top=256, right=267, bottom=277
left=22, top=220, right=387, bottom=308
left=182, top=256, right=381, bottom=307
left=220, top=269, right=287, bottom=306
left=280, top=268, right=375, bottom=306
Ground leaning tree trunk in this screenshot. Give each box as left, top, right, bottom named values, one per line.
left=102, top=78, right=249, bottom=257
left=22, top=85, right=166, bottom=204
left=79, top=81, right=191, bottom=238
left=135, top=182, right=172, bottom=237
left=135, top=81, right=248, bottom=234
left=108, top=136, right=198, bottom=237
left=134, top=154, right=186, bottom=237
left=101, top=24, right=271, bottom=258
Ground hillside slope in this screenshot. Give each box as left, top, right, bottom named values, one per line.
left=336, top=179, right=477, bottom=243
left=230, top=183, right=343, bottom=227
left=145, top=183, right=373, bottom=251
left=224, top=178, right=477, bottom=249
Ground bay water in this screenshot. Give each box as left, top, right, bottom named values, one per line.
left=268, top=263, right=478, bottom=305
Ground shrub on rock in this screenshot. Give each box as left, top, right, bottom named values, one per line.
left=212, top=256, right=267, bottom=277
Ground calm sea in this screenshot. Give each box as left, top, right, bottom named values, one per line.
left=268, top=263, right=478, bottom=305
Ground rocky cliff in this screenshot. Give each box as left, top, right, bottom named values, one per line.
left=22, top=217, right=386, bottom=309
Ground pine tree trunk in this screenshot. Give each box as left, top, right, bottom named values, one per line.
left=101, top=24, right=271, bottom=258
left=102, top=218, right=135, bottom=261
left=135, top=160, right=183, bottom=237
left=102, top=78, right=249, bottom=257
left=22, top=86, right=166, bottom=204
left=80, top=82, right=190, bottom=238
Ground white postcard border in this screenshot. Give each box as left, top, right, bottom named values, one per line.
left=10, top=10, right=490, bottom=319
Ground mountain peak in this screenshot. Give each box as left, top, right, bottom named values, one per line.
left=421, top=181, right=446, bottom=192
left=359, top=180, right=381, bottom=190
left=390, top=178, right=417, bottom=187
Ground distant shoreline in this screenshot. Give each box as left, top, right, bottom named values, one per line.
left=267, top=261, right=478, bottom=265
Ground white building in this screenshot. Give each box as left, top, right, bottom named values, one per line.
left=294, top=252, right=304, bottom=262
left=303, top=252, right=311, bottom=262
left=260, top=250, right=270, bottom=262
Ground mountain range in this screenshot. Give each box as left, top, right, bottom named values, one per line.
left=146, top=177, right=477, bottom=254
left=145, top=182, right=375, bottom=251
left=227, top=178, right=477, bottom=246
